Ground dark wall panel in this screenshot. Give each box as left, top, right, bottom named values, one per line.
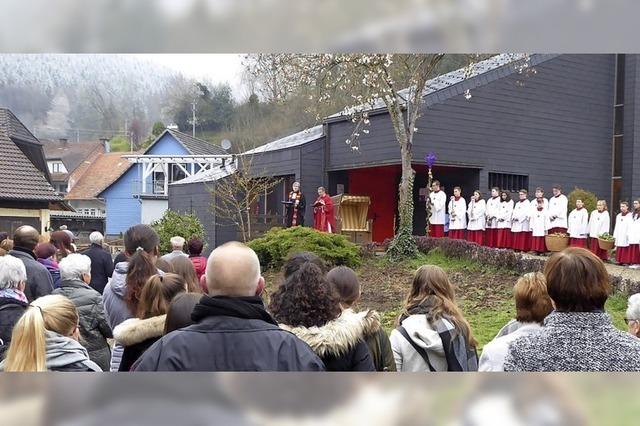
left=328, top=54, right=615, bottom=202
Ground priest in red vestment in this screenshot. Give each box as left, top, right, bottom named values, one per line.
left=313, top=186, right=336, bottom=233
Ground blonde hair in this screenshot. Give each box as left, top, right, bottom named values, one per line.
left=401, top=265, right=477, bottom=347
left=3, top=295, right=78, bottom=372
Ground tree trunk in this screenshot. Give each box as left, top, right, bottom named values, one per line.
left=387, top=133, right=418, bottom=258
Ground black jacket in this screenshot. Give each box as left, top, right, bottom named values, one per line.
left=0, top=297, right=28, bottom=357
left=52, top=279, right=112, bottom=371
left=279, top=309, right=376, bottom=372
left=9, top=248, right=54, bottom=302
left=82, top=244, right=114, bottom=294
left=133, top=296, right=325, bottom=372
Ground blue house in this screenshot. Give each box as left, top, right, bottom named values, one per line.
left=100, top=129, right=227, bottom=236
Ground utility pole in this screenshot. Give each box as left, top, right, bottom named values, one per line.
left=192, top=99, right=196, bottom=137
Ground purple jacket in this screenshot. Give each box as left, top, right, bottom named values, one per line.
left=38, top=258, right=62, bottom=288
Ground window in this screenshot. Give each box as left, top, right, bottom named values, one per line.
left=152, top=170, right=166, bottom=194
left=488, top=172, right=528, bottom=193
left=47, top=161, right=67, bottom=174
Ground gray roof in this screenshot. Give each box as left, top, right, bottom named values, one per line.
left=243, top=125, right=324, bottom=155
left=171, top=161, right=237, bottom=186
left=327, top=54, right=557, bottom=119
left=42, top=140, right=103, bottom=179
left=0, top=109, right=62, bottom=202
left=0, top=108, right=41, bottom=145
left=148, top=129, right=228, bottom=156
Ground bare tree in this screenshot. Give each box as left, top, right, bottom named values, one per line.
left=209, top=114, right=282, bottom=242
left=245, top=53, right=533, bottom=258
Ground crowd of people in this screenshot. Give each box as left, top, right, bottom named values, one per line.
left=2, top=223, right=640, bottom=371
left=429, top=181, right=640, bottom=268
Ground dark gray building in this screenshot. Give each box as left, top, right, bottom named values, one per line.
left=169, top=126, right=324, bottom=252
left=170, top=54, right=635, bottom=248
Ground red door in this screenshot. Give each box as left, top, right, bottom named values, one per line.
left=348, top=165, right=399, bottom=242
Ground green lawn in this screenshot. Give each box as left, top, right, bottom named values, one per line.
left=371, top=250, right=631, bottom=350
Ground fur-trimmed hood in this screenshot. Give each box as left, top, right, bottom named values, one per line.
left=113, top=315, right=166, bottom=346
left=279, top=309, right=381, bottom=358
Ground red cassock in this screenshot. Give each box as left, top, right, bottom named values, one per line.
left=484, top=229, right=498, bottom=248
left=511, top=232, right=530, bottom=251
left=429, top=224, right=445, bottom=238
left=569, top=238, right=587, bottom=249
left=496, top=229, right=512, bottom=249
left=617, top=246, right=634, bottom=265
left=529, top=236, right=547, bottom=253
left=631, top=244, right=640, bottom=264
left=313, top=194, right=337, bottom=233
left=448, top=229, right=465, bottom=240
left=589, top=238, right=609, bottom=261
left=466, top=230, right=484, bottom=245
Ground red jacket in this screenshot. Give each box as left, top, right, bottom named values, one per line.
left=190, top=256, right=207, bottom=281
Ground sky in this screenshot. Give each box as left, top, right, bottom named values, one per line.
left=134, top=54, right=246, bottom=99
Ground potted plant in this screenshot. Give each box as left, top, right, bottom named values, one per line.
left=545, top=232, right=570, bottom=252
left=597, top=232, right=615, bottom=251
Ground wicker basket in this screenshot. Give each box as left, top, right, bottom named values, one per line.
left=598, top=238, right=615, bottom=251
left=545, top=234, right=569, bottom=252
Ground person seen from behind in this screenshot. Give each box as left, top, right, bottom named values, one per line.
left=53, top=254, right=112, bottom=371
left=35, top=243, right=61, bottom=288
left=326, top=265, right=396, bottom=371
left=479, top=272, right=553, bottom=371
left=102, top=224, right=161, bottom=371
left=0, top=295, right=101, bottom=371
left=133, top=242, right=325, bottom=371
left=504, top=247, right=640, bottom=371
left=390, top=265, right=478, bottom=372
left=114, top=273, right=186, bottom=371
left=269, top=259, right=375, bottom=371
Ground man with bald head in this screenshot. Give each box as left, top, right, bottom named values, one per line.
left=133, top=242, right=325, bottom=371
left=9, top=225, right=54, bottom=301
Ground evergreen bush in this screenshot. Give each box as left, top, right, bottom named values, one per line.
left=151, top=210, right=205, bottom=254
left=567, top=187, right=598, bottom=213
left=247, top=226, right=361, bottom=270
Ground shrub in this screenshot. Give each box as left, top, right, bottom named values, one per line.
left=247, top=226, right=361, bottom=270
left=151, top=210, right=205, bottom=254
left=414, top=236, right=439, bottom=254
left=568, top=187, right=598, bottom=213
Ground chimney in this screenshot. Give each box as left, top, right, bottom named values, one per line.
left=100, top=138, right=111, bottom=153
left=59, top=138, right=68, bottom=146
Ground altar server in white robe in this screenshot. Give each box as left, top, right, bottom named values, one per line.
left=568, top=199, right=589, bottom=248
left=429, top=180, right=446, bottom=238
left=484, top=187, right=501, bottom=247
left=447, top=186, right=467, bottom=240
left=548, top=184, right=568, bottom=234
left=529, top=197, right=549, bottom=254
left=511, top=189, right=531, bottom=251
left=496, top=190, right=514, bottom=249
left=614, top=201, right=633, bottom=265
left=466, top=190, right=486, bottom=245
left=588, top=199, right=610, bottom=261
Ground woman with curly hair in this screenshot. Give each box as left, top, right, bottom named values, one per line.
left=269, top=261, right=374, bottom=371
left=390, top=265, right=478, bottom=371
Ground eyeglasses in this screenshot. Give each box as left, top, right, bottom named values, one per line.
left=624, top=318, right=638, bottom=325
